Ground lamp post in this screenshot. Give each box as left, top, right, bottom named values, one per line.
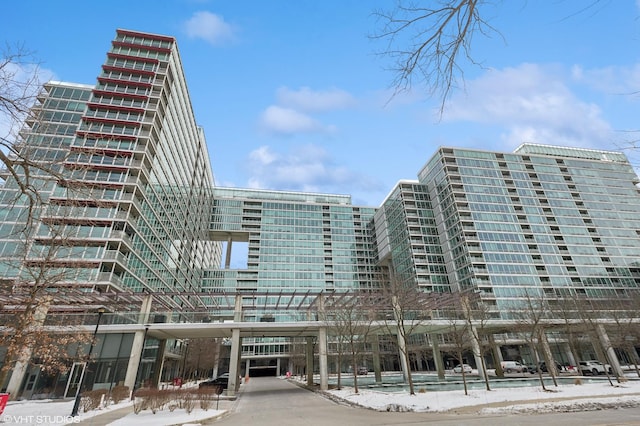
left=71, top=308, right=106, bottom=417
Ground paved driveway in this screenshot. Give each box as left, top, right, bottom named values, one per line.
left=204, top=376, right=640, bottom=426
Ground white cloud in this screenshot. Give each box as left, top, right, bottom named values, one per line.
left=443, top=63, right=614, bottom=148
left=259, top=106, right=332, bottom=135
left=246, top=144, right=379, bottom=193
left=184, top=11, right=235, bottom=45
left=276, top=87, right=356, bottom=112
left=571, top=63, right=640, bottom=95
left=0, top=61, right=55, bottom=143
left=259, top=87, right=356, bottom=136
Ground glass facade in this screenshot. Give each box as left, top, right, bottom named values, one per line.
left=414, top=145, right=640, bottom=318
left=0, top=30, right=220, bottom=311
left=3, top=29, right=640, bottom=327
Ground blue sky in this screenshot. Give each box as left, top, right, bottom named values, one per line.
left=4, top=0, right=640, bottom=207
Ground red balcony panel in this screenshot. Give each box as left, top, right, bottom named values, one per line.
left=98, top=77, right=152, bottom=89
left=58, top=180, right=126, bottom=190
left=92, top=90, right=148, bottom=101
left=102, top=64, right=156, bottom=77
left=117, top=29, right=175, bottom=43
left=82, top=116, right=141, bottom=127
left=112, top=40, right=171, bottom=54
left=76, top=131, right=137, bottom=141
left=87, top=103, right=145, bottom=114
left=107, top=52, right=159, bottom=64
left=69, top=146, right=134, bottom=157
left=64, top=162, right=129, bottom=173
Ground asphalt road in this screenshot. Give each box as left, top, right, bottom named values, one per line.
left=205, top=376, right=640, bottom=426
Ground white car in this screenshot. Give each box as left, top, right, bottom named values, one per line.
left=578, top=360, right=612, bottom=375
left=453, top=364, right=472, bottom=373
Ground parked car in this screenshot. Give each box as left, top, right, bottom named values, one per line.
left=528, top=361, right=564, bottom=374
left=453, top=364, right=473, bottom=373
left=578, top=360, right=612, bottom=375
left=199, top=372, right=230, bottom=388
left=357, top=367, right=369, bottom=375
left=500, top=361, right=527, bottom=373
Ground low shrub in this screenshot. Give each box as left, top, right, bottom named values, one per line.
left=110, top=385, right=130, bottom=403
left=80, top=389, right=107, bottom=412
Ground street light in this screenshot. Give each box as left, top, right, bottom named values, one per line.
left=71, top=307, right=106, bottom=417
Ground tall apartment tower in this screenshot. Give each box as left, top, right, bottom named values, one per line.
left=377, top=144, right=640, bottom=319
left=0, top=29, right=220, bottom=312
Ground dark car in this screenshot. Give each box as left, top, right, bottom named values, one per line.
left=529, top=361, right=563, bottom=374
left=199, top=372, right=229, bottom=388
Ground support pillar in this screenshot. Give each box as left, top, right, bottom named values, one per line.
left=224, top=236, right=233, bottom=269
left=539, top=331, right=558, bottom=376
left=151, top=339, right=167, bottom=388
left=489, top=335, right=504, bottom=377
left=596, top=324, right=623, bottom=376
left=319, top=327, right=328, bottom=390
left=227, top=328, right=241, bottom=396
left=469, top=325, right=485, bottom=380
left=396, top=329, right=409, bottom=382
left=563, top=342, right=576, bottom=368
left=5, top=299, right=51, bottom=399
left=123, top=295, right=153, bottom=392
left=124, top=326, right=148, bottom=391
left=372, top=333, right=382, bottom=383
left=306, top=336, right=314, bottom=386
left=431, top=334, right=445, bottom=380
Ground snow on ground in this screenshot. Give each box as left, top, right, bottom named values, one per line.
left=2, top=375, right=640, bottom=424
left=0, top=396, right=224, bottom=425
left=326, top=376, right=640, bottom=414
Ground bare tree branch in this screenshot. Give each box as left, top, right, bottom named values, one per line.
left=371, top=0, right=501, bottom=115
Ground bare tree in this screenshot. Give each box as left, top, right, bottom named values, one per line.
left=371, top=0, right=499, bottom=114
left=459, top=292, right=493, bottom=391
left=0, top=46, right=63, bottom=226
left=511, top=290, right=554, bottom=391
left=0, top=219, right=93, bottom=397
left=443, top=307, right=473, bottom=395
left=377, top=268, right=439, bottom=395
left=324, top=291, right=376, bottom=393
left=182, top=338, right=222, bottom=381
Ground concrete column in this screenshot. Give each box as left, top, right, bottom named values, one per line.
left=539, top=331, right=558, bottom=376
left=306, top=336, right=314, bottom=386
left=5, top=347, right=35, bottom=399
left=246, top=359, right=251, bottom=379
left=124, top=325, right=149, bottom=391
left=227, top=328, right=241, bottom=396
left=138, top=295, right=153, bottom=325
left=469, top=325, right=485, bottom=380
left=234, top=294, right=243, bottom=322
left=596, top=324, right=623, bottom=376
left=5, top=299, right=51, bottom=399
left=151, top=339, right=167, bottom=387
left=391, top=296, right=410, bottom=382
left=396, top=329, right=409, bottom=382
left=371, top=333, right=382, bottom=383
left=430, top=334, right=445, bottom=380
left=319, top=327, right=328, bottom=390
left=224, top=236, right=233, bottom=269
left=489, top=335, right=504, bottom=377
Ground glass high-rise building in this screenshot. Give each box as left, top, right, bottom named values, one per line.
left=378, top=144, right=640, bottom=319
left=0, top=30, right=220, bottom=308
left=2, top=29, right=640, bottom=398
